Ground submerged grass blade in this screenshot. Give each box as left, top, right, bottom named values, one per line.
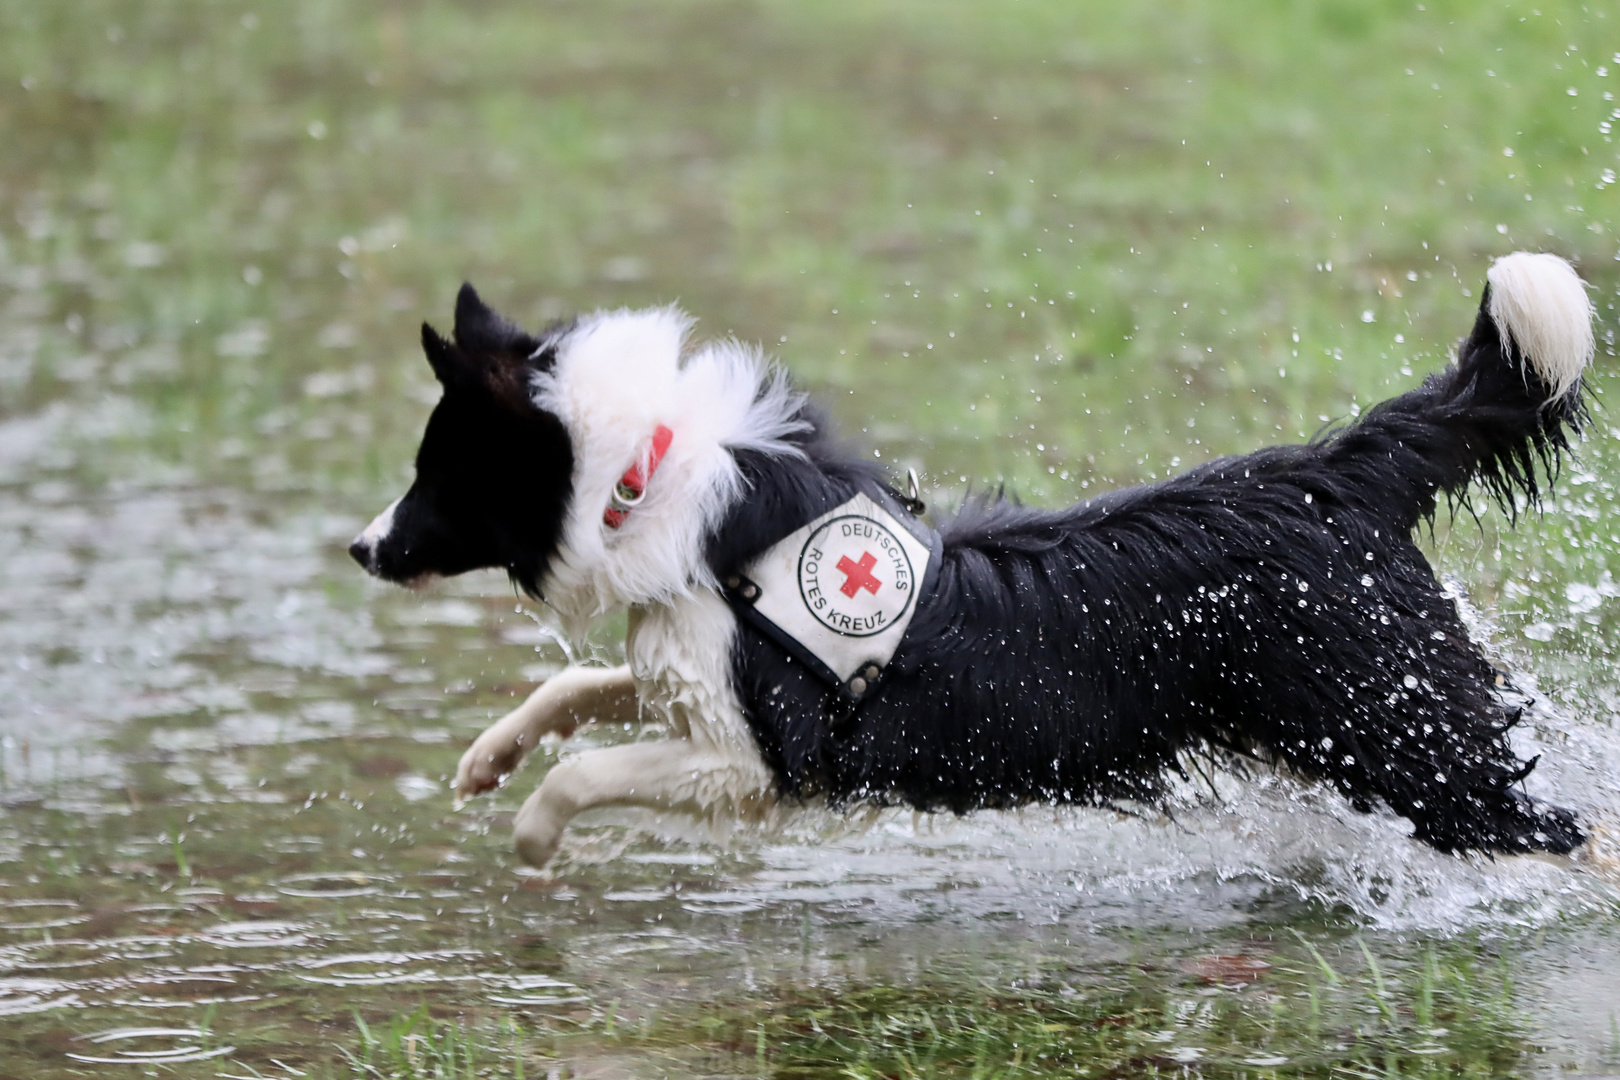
left=1292, top=928, right=1342, bottom=984
left=1356, top=936, right=1397, bottom=1025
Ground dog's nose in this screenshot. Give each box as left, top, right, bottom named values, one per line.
left=348, top=536, right=373, bottom=570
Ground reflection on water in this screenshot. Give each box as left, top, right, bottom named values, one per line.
left=5, top=601, right=1620, bottom=1069
left=3, top=519, right=1620, bottom=1067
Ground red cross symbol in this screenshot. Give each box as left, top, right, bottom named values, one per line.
left=836, top=551, right=882, bottom=598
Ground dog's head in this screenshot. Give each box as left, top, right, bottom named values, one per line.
left=348, top=285, right=574, bottom=596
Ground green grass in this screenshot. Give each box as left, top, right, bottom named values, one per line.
left=341, top=1006, right=517, bottom=1080
left=2, top=0, right=1617, bottom=495
left=313, top=937, right=1533, bottom=1079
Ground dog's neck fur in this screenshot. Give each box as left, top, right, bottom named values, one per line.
left=531, top=307, right=811, bottom=638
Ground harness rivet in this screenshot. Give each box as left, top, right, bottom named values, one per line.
left=848, top=676, right=868, bottom=695
left=741, top=583, right=759, bottom=600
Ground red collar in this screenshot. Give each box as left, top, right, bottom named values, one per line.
left=603, top=425, right=674, bottom=529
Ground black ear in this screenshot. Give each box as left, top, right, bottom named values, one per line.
left=453, top=283, right=496, bottom=346
left=421, top=322, right=458, bottom=385
left=454, top=283, right=537, bottom=356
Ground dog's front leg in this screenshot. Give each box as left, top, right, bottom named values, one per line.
left=510, top=740, right=765, bottom=868
left=454, top=665, right=638, bottom=801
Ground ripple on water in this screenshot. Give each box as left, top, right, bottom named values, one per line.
left=116, top=970, right=241, bottom=1002
left=0, top=899, right=87, bottom=932
left=486, top=973, right=591, bottom=1007
left=677, top=891, right=768, bottom=914
left=198, top=920, right=313, bottom=949
left=2, top=939, right=114, bottom=972
left=295, top=950, right=483, bottom=986
left=274, top=872, right=388, bottom=899
left=623, top=851, right=717, bottom=867
left=568, top=928, right=746, bottom=975
left=65, top=1027, right=235, bottom=1065
left=0, top=976, right=79, bottom=1016
left=601, top=888, right=670, bottom=904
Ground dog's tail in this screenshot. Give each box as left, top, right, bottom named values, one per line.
left=1324, top=251, right=1593, bottom=528
left=1241, top=252, right=1593, bottom=854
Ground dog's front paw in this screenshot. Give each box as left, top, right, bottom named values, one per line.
left=512, top=792, right=565, bottom=868
left=454, top=726, right=530, bottom=801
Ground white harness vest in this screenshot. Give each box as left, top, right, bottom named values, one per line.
left=725, top=492, right=937, bottom=699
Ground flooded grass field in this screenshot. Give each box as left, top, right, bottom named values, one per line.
left=5, top=0, right=1620, bottom=1075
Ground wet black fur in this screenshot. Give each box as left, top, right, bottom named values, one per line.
left=364, top=284, right=1586, bottom=856
left=726, top=291, right=1586, bottom=855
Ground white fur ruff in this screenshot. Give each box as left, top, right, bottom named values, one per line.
left=1487, top=251, right=1594, bottom=400
left=531, top=307, right=810, bottom=637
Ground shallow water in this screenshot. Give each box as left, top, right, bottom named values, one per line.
left=5, top=1, right=1620, bottom=1076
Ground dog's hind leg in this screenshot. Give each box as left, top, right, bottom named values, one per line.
left=454, top=665, right=638, bottom=801
left=509, top=739, right=774, bottom=868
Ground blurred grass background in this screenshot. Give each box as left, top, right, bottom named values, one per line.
left=3, top=0, right=1616, bottom=495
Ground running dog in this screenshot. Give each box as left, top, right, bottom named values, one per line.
left=350, top=252, right=1594, bottom=867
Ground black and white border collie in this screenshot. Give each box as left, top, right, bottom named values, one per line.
left=351, top=252, right=1595, bottom=868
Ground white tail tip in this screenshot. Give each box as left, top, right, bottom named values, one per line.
left=1486, top=251, right=1594, bottom=400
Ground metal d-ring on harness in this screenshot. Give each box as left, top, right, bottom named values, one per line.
left=603, top=425, right=674, bottom=529
left=896, top=468, right=926, bottom=516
